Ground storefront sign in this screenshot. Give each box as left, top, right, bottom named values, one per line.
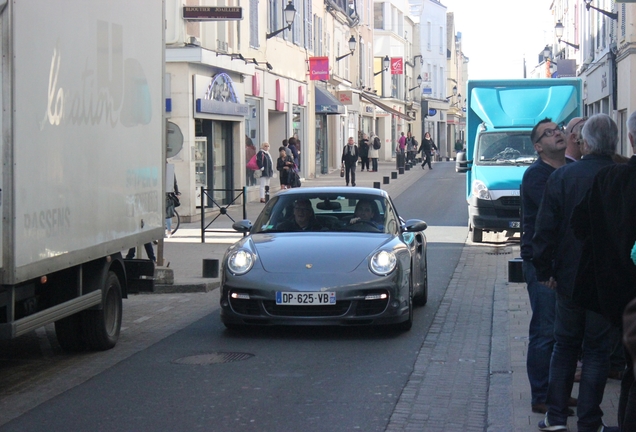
left=428, top=108, right=437, bottom=116
left=183, top=7, right=243, bottom=21
left=338, top=91, right=353, bottom=105
left=298, top=86, right=305, bottom=106
left=391, top=57, right=403, bottom=75
left=252, top=73, right=261, bottom=97
left=193, top=73, right=249, bottom=116
left=309, top=57, right=330, bottom=81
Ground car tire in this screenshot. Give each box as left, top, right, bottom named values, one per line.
left=413, top=254, right=428, bottom=306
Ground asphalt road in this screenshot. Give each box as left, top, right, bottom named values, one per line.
left=0, top=163, right=468, bottom=432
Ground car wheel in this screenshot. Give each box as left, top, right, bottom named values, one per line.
left=413, top=254, right=428, bottom=306
left=470, top=224, right=483, bottom=243
left=83, top=271, right=123, bottom=351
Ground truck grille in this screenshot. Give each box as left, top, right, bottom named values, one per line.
left=499, top=196, right=520, bottom=206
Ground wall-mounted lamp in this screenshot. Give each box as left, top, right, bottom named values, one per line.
left=336, top=36, right=357, bottom=61
left=266, top=0, right=296, bottom=39
left=554, top=21, right=580, bottom=50
left=409, top=75, right=423, bottom=92
left=543, top=45, right=552, bottom=61
left=584, top=0, right=618, bottom=20
left=413, top=55, right=423, bottom=65
left=216, top=52, right=246, bottom=61
left=374, top=55, right=390, bottom=76
left=446, top=85, right=458, bottom=100
left=244, top=58, right=274, bottom=70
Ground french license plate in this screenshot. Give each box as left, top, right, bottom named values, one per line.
left=509, top=221, right=521, bottom=228
left=276, top=292, right=336, bottom=305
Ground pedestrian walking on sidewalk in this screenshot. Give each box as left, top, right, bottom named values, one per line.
left=420, top=132, right=437, bottom=169
left=256, top=142, right=274, bottom=203
left=569, top=110, right=636, bottom=432
left=369, top=134, right=380, bottom=172
left=359, top=133, right=370, bottom=171
left=341, top=137, right=359, bottom=187
left=406, top=132, right=418, bottom=164
left=533, top=113, right=618, bottom=432
left=520, top=117, right=568, bottom=416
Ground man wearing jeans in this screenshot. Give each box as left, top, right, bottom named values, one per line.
left=520, top=118, right=568, bottom=415
left=533, top=114, right=618, bottom=432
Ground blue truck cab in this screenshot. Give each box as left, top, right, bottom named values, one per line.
left=462, top=79, right=582, bottom=242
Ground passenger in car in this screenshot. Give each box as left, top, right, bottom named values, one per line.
left=276, top=199, right=324, bottom=232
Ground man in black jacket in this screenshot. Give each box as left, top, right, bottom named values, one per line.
left=570, top=110, right=636, bottom=431
left=341, top=137, right=359, bottom=186
left=533, top=114, right=617, bottom=432
left=520, top=118, right=568, bottom=415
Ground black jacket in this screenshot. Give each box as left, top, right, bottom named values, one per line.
left=419, top=138, right=437, bottom=154
left=520, top=158, right=557, bottom=260
left=532, top=154, right=614, bottom=298
left=341, top=144, right=359, bottom=166
left=256, top=150, right=274, bottom=177
left=570, top=156, right=636, bottom=326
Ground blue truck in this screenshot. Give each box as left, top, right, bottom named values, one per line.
left=461, top=79, right=582, bottom=242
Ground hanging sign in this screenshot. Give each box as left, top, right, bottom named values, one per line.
left=391, top=57, right=403, bottom=75
left=309, top=57, right=330, bottom=81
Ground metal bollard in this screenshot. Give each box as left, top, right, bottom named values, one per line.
left=383, top=176, right=390, bottom=184
left=391, top=172, right=398, bottom=179
left=373, top=182, right=381, bottom=189
left=202, top=259, right=220, bottom=278
left=265, top=185, right=270, bottom=202
left=399, top=167, right=404, bottom=175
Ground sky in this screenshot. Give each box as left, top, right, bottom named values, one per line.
left=440, top=0, right=554, bottom=80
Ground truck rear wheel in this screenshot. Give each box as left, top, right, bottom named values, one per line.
left=83, top=271, right=123, bottom=351
left=55, top=313, right=87, bottom=352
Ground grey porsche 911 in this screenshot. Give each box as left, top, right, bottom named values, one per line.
left=220, top=187, right=428, bottom=331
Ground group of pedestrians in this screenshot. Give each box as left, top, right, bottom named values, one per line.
left=521, top=112, right=636, bottom=432
left=246, top=137, right=302, bottom=203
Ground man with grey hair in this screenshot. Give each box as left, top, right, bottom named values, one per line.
left=564, top=116, right=587, bottom=162
left=533, top=113, right=618, bottom=432
left=569, top=110, right=636, bottom=431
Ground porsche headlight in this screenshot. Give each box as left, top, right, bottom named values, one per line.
left=370, top=250, right=397, bottom=276
left=227, top=250, right=255, bottom=275
left=472, top=180, right=492, bottom=200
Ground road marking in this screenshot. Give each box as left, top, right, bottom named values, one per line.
left=133, top=316, right=151, bottom=323
left=157, top=306, right=174, bottom=313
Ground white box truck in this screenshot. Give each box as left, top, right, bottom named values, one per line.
left=0, top=0, right=165, bottom=350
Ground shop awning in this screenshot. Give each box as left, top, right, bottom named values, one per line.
left=315, top=87, right=346, bottom=115
left=360, top=93, right=415, bottom=121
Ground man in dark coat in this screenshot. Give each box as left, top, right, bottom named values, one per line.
left=570, top=110, right=636, bottom=431
left=520, top=118, right=568, bottom=415
left=341, top=137, right=359, bottom=186
left=533, top=113, right=618, bottom=432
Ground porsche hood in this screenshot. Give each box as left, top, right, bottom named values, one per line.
left=250, top=233, right=396, bottom=273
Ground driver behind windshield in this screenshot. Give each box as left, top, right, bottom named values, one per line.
left=349, top=199, right=383, bottom=229
left=276, top=199, right=324, bottom=232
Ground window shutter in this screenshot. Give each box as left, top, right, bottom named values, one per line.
left=250, top=0, right=259, bottom=48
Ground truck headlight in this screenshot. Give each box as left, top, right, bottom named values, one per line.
left=227, top=250, right=255, bottom=275
left=472, top=180, right=492, bottom=200
left=370, top=250, right=397, bottom=276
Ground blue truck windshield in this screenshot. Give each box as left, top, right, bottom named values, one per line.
left=476, top=132, right=537, bottom=166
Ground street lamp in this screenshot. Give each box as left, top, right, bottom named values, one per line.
left=583, top=0, right=618, bottom=20
left=408, top=75, right=422, bottom=92
left=554, top=20, right=579, bottom=50
left=446, top=85, right=458, bottom=100
left=543, top=45, right=551, bottom=61
left=374, top=55, right=390, bottom=76
left=266, top=0, right=296, bottom=39
left=336, top=35, right=357, bottom=61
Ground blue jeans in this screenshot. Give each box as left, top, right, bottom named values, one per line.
left=547, top=295, right=612, bottom=431
left=523, top=260, right=556, bottom=406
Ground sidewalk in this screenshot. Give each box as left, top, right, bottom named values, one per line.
left=156, top=159, right=622, bottom=431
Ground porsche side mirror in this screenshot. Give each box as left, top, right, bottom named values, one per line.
left=232, top=220, right=252, bottom=233
left=403, top=219, right=427, bottom=232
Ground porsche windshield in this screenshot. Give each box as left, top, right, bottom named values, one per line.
left=252, top=193, right=399, bottom=234
left=475, top=132, right=537, bottom=166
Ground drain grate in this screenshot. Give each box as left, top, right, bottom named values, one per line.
left=173, top=352, right=254, bottom=365
left=486, top=246, right=512, bottom=255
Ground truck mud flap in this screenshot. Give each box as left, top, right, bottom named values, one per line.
left=124, top=259, right=155, bottom=293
